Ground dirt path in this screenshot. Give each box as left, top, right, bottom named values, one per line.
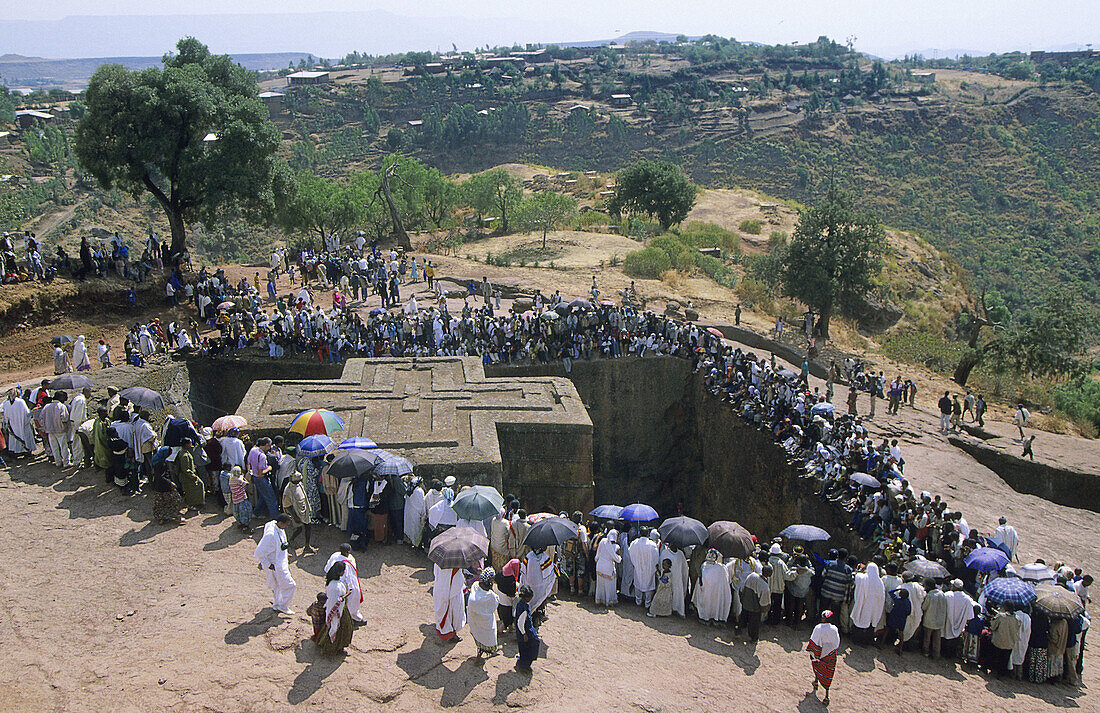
left=26, top=195, right=88, bottom=238
left=0, top=458, right=1093, bottom=713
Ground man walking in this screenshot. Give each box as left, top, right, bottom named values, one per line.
left=254, top=514, right=296, bottom=615
left=937, top=391, right=952, bottom=433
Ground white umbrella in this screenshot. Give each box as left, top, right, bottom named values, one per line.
left=428, top=500, right=458, bottom=528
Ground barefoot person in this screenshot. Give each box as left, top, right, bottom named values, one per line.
left=433, top=561, right=467, bottom=642
left=316, top=561, right=354, bottom=654
left=467, top=567, right=501, bottom=659
left=807, top=610, right=840, bottom=706
left=325, top=543, right=365, bottom=622
left=514, top=585, right=541, bottom=673
left=254, top=514, right=296, bottom=615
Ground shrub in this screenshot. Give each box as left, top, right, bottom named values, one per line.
left=649, top=235, right=695, bottom=270
left=678, top=221, right=741, bottom=256
left=881, top=331, right=965, bottom=374
left=736, top=277, right=773, bottom=310
left=623, top=247, right=673, bottom=278
left=694, top=252, right=738, bottom=288
left=1053, top=378, right=1100, bottom=437
left=739, top=218, right=763, bottom=235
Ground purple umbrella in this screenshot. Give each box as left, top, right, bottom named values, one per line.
left=620, top=503, right=659, bottom=522
left=965, top=547, right=1010, bottom=573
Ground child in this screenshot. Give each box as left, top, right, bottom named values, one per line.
left=229, top=465, right=253, bottom=531
left=648, top=558, right=673, bottom=617
left=514, top=585, right=540, bottom=673
left=307, top=592, right=328, bottom=643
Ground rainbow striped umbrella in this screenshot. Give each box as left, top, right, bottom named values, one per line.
left=288, top=409, right=345, bottom=437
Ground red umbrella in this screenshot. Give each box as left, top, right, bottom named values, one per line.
left=706, top=327, right=724, bottom=339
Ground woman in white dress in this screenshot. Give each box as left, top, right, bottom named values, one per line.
left=466, top=568, right=501, bottom=658
left=693, top=549, right=732, bottom=624
left=595, top=529, right=622, bottom=606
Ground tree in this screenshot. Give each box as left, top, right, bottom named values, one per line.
left=985, top=290, right=1091, bottom=379
left=522, top=192, right=578, bottom=249
left=463, top=168, right=521, bottom=233
left=423, top=168, right=458, bottom=228
left=276, top=172, right=361, bottom=250
left=781, top=186, right=887, bottom=340
left=74, top=37, right=282, bottom=258
left=607, top=160, right=697, bottom=230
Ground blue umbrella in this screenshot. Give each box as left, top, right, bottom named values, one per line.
left=780, top=524, right=830, bottom=542
left=369, top=307, right=386, bottom=316
left=620, top=503, right=659, bottom=522
left=590, top=505, right=624, bottom=519
left=965, top=547, right=1010, bottom=573
left=810, top=402, right=836, bottom=416
left=297, top=434, right=335, bottom=457
left=338, top=436, right=378, bottom=450
left=982, top=577, right=1037, bottom=607
left=374, top=453, right=414, bottom=477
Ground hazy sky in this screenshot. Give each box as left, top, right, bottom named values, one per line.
left=6, top=0, right=1098, bottom=58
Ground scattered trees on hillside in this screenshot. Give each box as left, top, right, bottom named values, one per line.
left=75, top=38, right=284, bottom=258
left=781, top=186, right=887, bottom=340
left=607, top=160, right=697, bottom=230
left=520, top=192, right=578, bottom=249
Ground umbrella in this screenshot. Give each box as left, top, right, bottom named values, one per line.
left=526, top=512, right=557, bottom=524
left=1017, top=563, right=1056, bottom=583
left=706, top=327, right=724, bottom=338
left=620, top=503, right=659, bottom=522
left=811, top=402, right=836, bottom=416
left=163, top=417, right=201, bottom=447
left=904, top=558, right=950, bottom=579
left=338, top=436, right=378, bottom=450
left=982, top=577, right=1037, bottom=607
left=849, top=472, right=881, bottom=488
left=212, top=414, right=248, bottom=431
left=569, top=298, right=592, bottom=310
left=599, top=300, right=616, bottom=307
left=369, top=307, right=386, bottom=316
left=539, top=310, right=560, bottom=321
left=451, top=485, right=505, bottom=521
left=217, top=301, right=235, bottom=310
left=965, top=547, right=1010, bottom=573
left=780, top=524, right=830, bottom=542
left=374, top=453, right=414, bottom=477
left=777, top=368, right=799, bottom=380
left=428, top=528, right=489, bottom=569
left=707, top=521, right=755, bottom=559
left=289, top=409, right=345, bottom=436
left=326, top=449, right=379, bottom=479
left=49, top=374, right=94, bottom=390
left=428, top=500, right=459, bottom=528
left=119, top=386, right=165, bottom=410
left=522, top=516, right=578, bottom=549
left=658, top=516, right=708, bottom=548
left=1033, top=583, right=1086, bottom=619
left=297, top=434, right=335, bottom=457
left=553, top=302, right=571, bottom=315
left=50, top=335, right=75, bottom=346
left=590, top=504, right=623, bottom=519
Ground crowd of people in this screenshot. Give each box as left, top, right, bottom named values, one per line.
left=1, top=231, right=1090, bottom=699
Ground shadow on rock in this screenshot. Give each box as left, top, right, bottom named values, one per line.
left=288, top=642, right=346, bottom=705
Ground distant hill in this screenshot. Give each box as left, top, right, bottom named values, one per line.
left=0, top=53, right=315, bottom=92
left=558, top=31, right=699, bottom=49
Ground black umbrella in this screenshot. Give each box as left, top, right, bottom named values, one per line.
left=451, top=485, right=505, bottom=521
left=49, top=374, right=94, bottom=390
left=658, top=516, right=708, bottom=548
left=707, top=521, right=755, bottom=559
left=522, top=516, right=577, bottom=549
left=163, top=417, right=202, bottom=447
left=326, top=449, right=380, bottom=480
left=119, top=386, right=165, bottom=410
left=50, top=335, right=74, bottom=346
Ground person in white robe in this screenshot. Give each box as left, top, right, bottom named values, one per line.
left=693, top=549, right=732, bottom=623
left=629, top=530, right=661, bottom=607
left=900, top=577, right=926, bottom=642
left=325, top=545, right=366, bottom=622
left=993, top=517, right=1020, bottom=561
left=2, top=389, right=36, bottom=456
left=850, top=562, right=886, bottom=643
left=1011, top=608, right=1032, bottom=676
left=67, top=387, right=89, bottom=466
left=138, top=327, right=155, bottom=357
left=727, top=556, right=760, bottom=622
left=877, top=566, right=904, bottom=631
left=617, top=528, right=635, bottom=600
left=595, top=530, right=621, bottom=606
left=456, top=517, right=487, bottom=538
left=254, top=515, right=296, bottom=614
left=523, top=548, right=555, bottom=612
left=466, top=568, right=501, bottom=657
left=403, top=479, right=427, bottom=547
left=662, top=543, right=690, bottom=617
left=72, top=336, right=91, bottom=371
left=433, top=563, right=466, bottom=641
left=943, top=581, right=976, bottom=640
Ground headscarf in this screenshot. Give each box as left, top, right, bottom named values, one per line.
left=810, top=613, right=841, bottom=658
left=705, top=548, right=720, bottom=563
left=649, top=529, right=660, bottom=542
left=479, top=567, right=496, bottom=584
left=501, top=559, right=522, bottom=579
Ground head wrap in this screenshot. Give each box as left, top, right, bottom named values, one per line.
left=649, top=530, right=660, bottom=542
left=501, top=559, right=521, bottom=579
left=705, top=548, right=720, bottom=563
left=479, top=567, right=496, bottom=584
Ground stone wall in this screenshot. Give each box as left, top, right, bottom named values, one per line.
left=186, top=356, right=344, bottom=426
